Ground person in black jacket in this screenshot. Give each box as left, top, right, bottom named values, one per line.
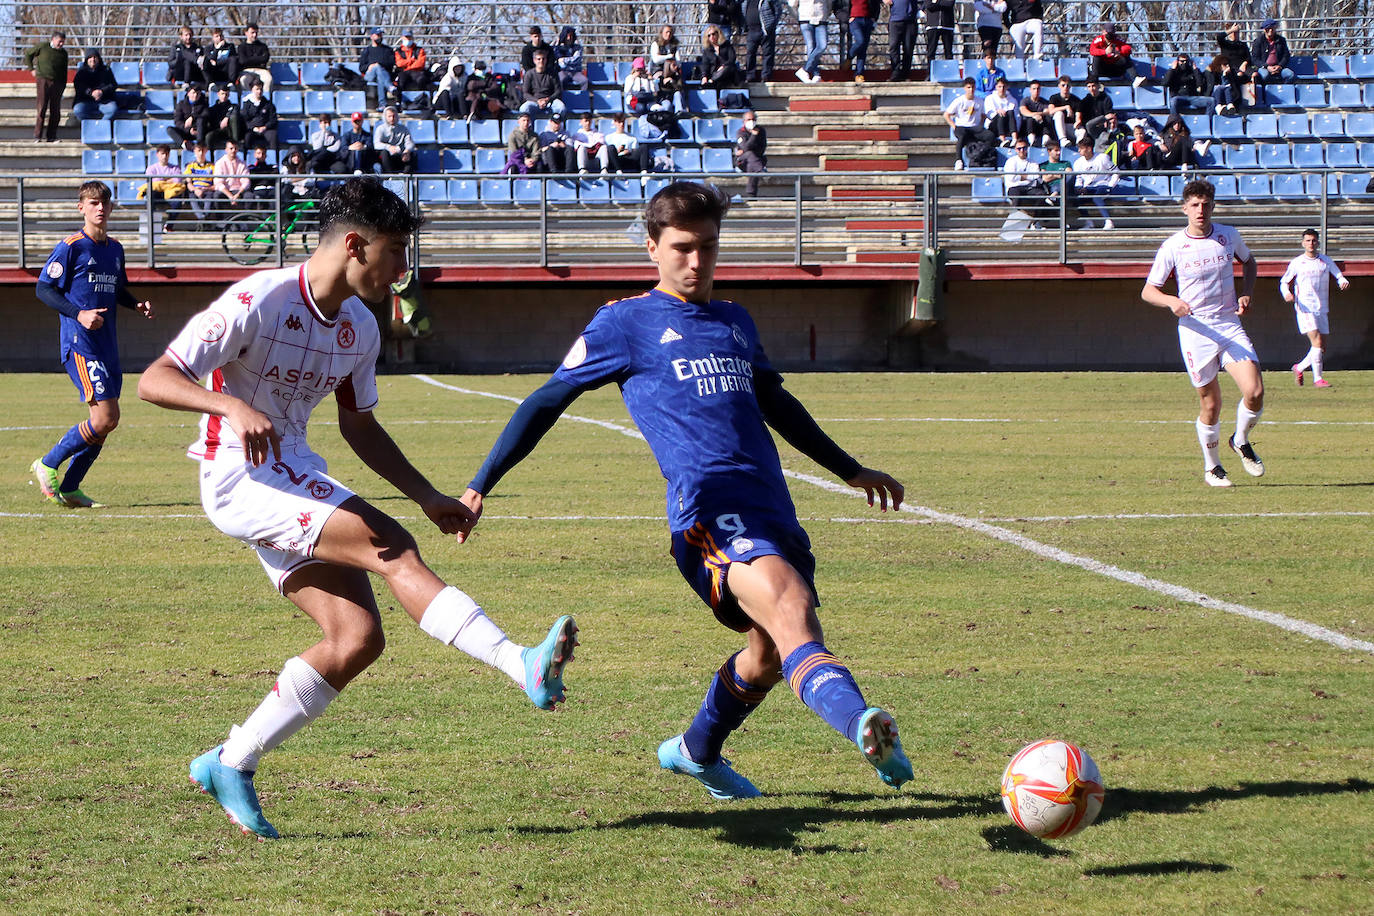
left=700, top=26, right=743, bottom=88
left=359, top=27, right=398, bottom=104
left=706, top=0, right=746, bottom=43
left=1249, top=18, right=1293, bottom=88
left=734, top=108, right=767, bottom=196
left=73, top=49, right=118, bottom=121
left=168, top=25, right=205, bottom=87
left=240, top=79, right=279, bottom=150
left=203, top=82, right=244, bottom=150
left=1164, top=53, right=1213, bottom=117
left=166, top=83, right=208, bottom=149
left=201, top=28, right=240, bottom=88
left=237, top=23, right=273, bottom=92
left=923, top=0, right=956, bottom=62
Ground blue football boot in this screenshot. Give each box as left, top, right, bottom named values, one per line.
left=522, top=615, right=578, bottom=710
left=188, top=745, right=279, bottom=839
left=856, top=707, right=912, bottom=789
left=657, top=734, right=762, bottom=800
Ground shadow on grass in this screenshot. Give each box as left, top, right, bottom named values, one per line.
left=1084, top=860, right=1231, bottom=877
left=1096, top=777, right=1373, bottom=826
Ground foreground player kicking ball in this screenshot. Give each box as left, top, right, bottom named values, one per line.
left=139, top=177, right=575, bottom=839
left=456, top=182, right=911, bottom=798
left=1142, top=179, right=1263, bottom=488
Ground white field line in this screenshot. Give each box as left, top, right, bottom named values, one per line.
left=410, top=374, right=1374, bottom=655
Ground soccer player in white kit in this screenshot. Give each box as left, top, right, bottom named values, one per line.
left=1141, top=179, right=1262, bottom=488
left=138, top=178, right=577, bottom=839
left=1281, top=228, right=1349, bottom=389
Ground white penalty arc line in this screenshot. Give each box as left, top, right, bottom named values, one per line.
left=411, top=373, right=1374, bottom=656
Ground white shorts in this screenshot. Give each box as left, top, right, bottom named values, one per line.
left=1178, top=317, right=1259, bottom=388
left=199, top=453, right=355, bottom=592
left=1295, top=304, right=1329, bottom=335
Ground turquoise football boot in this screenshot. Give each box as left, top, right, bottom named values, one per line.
left=188, top=745, right=279, bottom=839
left=856, top=707, right=912, bottom=788
left=657, top=734, right=762, bottom=800
left=522, top=615, right=578, bottom=710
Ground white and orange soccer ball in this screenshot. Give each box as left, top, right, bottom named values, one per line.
left=1000, top=739, right=1105, bottom=839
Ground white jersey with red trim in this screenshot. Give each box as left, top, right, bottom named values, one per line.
left=165, top=264, right=381, bottom=462
left=1146, top=222, right=1252, bottom=324
left=1279, top=253, right=1345, bottom=312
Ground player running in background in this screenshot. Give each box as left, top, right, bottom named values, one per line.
left=1142, top=179, right=1261, bottom=488
left=1281, top=228, right=1349, bottom=389
left=138, top=177, right=576, bottom=839
left=456, top=182, right=912, bottom=799
left=31, top=180, right=154, bottom=508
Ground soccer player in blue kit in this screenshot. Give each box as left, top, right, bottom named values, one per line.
left=31, top=180, right=154, bottom=508
left=457, top=182, right=912, bottom=798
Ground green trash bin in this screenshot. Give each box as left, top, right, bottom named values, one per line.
left=915, top=247, right=946, bottom=321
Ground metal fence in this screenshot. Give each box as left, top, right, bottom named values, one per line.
left=3, top=169, right=1371, bottom=273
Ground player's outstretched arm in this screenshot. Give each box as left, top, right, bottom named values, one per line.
left=138, top=353, right=281, bottom=466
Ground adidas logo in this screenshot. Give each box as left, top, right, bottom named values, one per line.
left=659, top=327, right=683, bottom=344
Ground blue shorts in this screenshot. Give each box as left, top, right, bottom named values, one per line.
left=63, top=350, right=121, bottom=403
left=671, top=511, right=818, bottom=633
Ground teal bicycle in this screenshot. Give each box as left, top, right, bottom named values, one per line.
left=220, top=197, right=317, bottom=265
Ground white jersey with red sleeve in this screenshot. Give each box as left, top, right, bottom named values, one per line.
left=1280, top=253, right=1345, bottom=312
left=164, top=264, right=382, bottom=462
left=1146, top=222, right=1252, bottom=324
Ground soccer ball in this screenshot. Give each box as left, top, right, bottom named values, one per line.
left=1000, top=739, right=1105, bottom=839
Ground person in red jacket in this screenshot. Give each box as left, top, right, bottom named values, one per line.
left=1088, top=24, right=1145, bottom=86
left=394, top=29, right=431, bottom=92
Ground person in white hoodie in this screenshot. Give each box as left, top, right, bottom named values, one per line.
left=791, top=0, right=828, bottom=83
left=1072, top=137, right=1119, bottom=229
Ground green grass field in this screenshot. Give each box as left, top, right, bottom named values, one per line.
left=2, top=370, right=1371, bottom=915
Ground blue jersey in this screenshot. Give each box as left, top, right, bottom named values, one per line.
left=554, top=286, right=797, bottom=531
left=39, top=230, right=128, bottom=362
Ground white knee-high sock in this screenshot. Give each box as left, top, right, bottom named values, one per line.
left=1197, top=419, right=1221, bottom=469
left=420, top=586, right=525, bottom=684
left=1234, top=403, right=1262, bottom=446
left=1294, top=347, right=1315, bottom=372
left=219, top=656, right=338, bottom=772
left=1310, top=348, right=1325, bottom=381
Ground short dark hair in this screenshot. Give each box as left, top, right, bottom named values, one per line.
left=1182, top=179, right=1215, bottom=202
left=1029, top=79, right=1041, bottom=87
left=1045, top=140, right=1061, bottom=150
left=962, top=77, right=975, bottom=87
left=318, top=176, right=424, bottom=241
left=78, top=180, right=111, bottom=203
left=155, top=143, right=171, bottom=155
left=246, top=22, right=259, bottom=31
left=644, top=181, right=729, bottom=241
left=1302, top=227, right=1319, bottom=239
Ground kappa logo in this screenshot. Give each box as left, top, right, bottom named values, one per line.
left=337, top=320, right=356, bottom=349
left=284, top=314, right=304, bottom=332
left=659, top=327, right=683, bottom=344
left=238, top=291, right=254, bottom=306
left=297, top=511, right=312, bottom=530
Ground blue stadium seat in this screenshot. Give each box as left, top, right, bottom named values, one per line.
left=437, top=119, right=469, bottom=145
left=1106, top=85, right=1134, bottom=110
left=1136, top=174, right=1170, bottom=197
left=1056, top=58, right=1088, bottom=82
left=591, top=89, right=623, bottom=113
left=274, top=90, right=304, bottom=116
left=1194, top=145, right=1219, bottom=168
left=335, top=90, right=367, bottom=118
left=492, top=61, right=520, bottom=77
left=1212, top=174, right=1239, bottom=198
left=694, top=117, right=727, bottom=144
left=563, top=89, right=591, bottom=113
left=1257, top=142, right=1290, bottom=168
left=1363, top=87, right=1374, bottom=111
left=417, top=178, right=448, bottom=202
left=1026, top=59, right=1056, bottom=82
left=1239, top=173, right=1270, bottom=197
left=1347, top=112, right=1374, bottom=138
left=111, top=61, right=140, bottom=86
left=141, top=60, right=169, bottom=86
left=145, top=119, right=173, bottom=144
left=578, top=179, right=611, bottom=202
left=113, top=119, right=144, bottom=145
left=687, top=90, right=719, bottom=114
left=1134, top=84, right=1166, bottom=110
left=1264, top=84, right=1297, bottom=109
left=441, top=148, right=473, bottom=172
left=1290, top=55, right=1315, bottom=78
left=613, top=61, right=635, bottom=83
left=1305, top=171, right=1340, bottom=196
left=940, top=87, right=958, bottom=109
left=644, top=177, right=671, bottom=198
left=586, top=61, right=615, bottom=87
left=415, top=148, right=441, bottom=172
left=447, top=178, right=479, bottom=202
left=1328, top=82, right=1361, bottom=108
left=1246, top=113, right=1279, bottom=139
left=1181, top=113, right=1211, bottom=139
left=703, top=147, right=734, bottom=171
left=971, top=176, right=1004, bottom=200
left=1291, top=141, right=1325, bottom=168
left=400, top=91, right=428, bottom=113
left=1225, top=144, right=1257, bottom=168
left=475, top=147, right=505, bottom=173
left=81, top=119, right=113, bottom=145
left=1326, top=141, right=1358, bottom=167
left=1313, top=112, right=1346, bottom=139
left=269, top=62, right=300, bottom=88
left=303, top=90, right=335, bottom=117
left=930, top=59, right=962, bottom=84
left=1295, top=83, right=1327, bottom=108
left=961, top=58, right=980, bottom=77
left=1279, top=113, right=1313, bottom=139
left=610, top=177, right=643, bottom=202
left=1339, top=171, right=1372, bottom=196
left=469, top=118, right=501, bottom=144
left=1360, top=141, right=1374, bottom=166
left=1213, top=114, right=1245, bottom=139
left=81, top=149, right=113, bottom=174
left=299, top=62, right=331, bottom=87
left=1316, top=55, right=1347, bottom=79
left=720, top=89, right=752, bottom=113
left=671, top=147, right=703, bottom=172
left=143, top=89, right=175, bottom=113
left=479, top=177, right=512, bottom=202
left=277, top=120, right=307, bottom=144
left=114, top=149, right=145, bottom=174
left=1001, top=60, right=1026, bottom=82
left=406, top=119, right=437, bottom=145
left=1349, top=55, right=1374, bottom=79
left=1272, top=173, right=1306, bottom=198
left=115, top=179, right=142, bottom=202
left=512, top=178, right=541, bottom=202
left=1026, top=147, right=1047, bottom=164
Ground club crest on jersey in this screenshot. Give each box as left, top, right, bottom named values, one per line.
left=731, top=537, right=755, bottom=553
left=197, top=310, right=227, bottom=342
left=284, top=314, right=304, bottom=332
left=46, top=261, right=63, bottom=279
left=563, top=335, right=588, bottom=369
left=309, top=480, right=335, bottom=500
left=731, top=324, right=748, bottom=348
left=337, top=320, right=356, bottom=349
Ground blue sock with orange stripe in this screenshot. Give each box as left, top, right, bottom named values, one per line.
left=60, top=442, right=104, bottom=492
left=43, top=422, right=96, bottom=471
left=782, top=641, right=868, bottom=745
left=682, top=652, right=770, bottom=765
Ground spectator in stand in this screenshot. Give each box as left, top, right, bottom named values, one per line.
left=1164, top=52, right=1213, bottom=118
left=394, top=29, right=431, bottom=93
left=650, top=25, right=681, bottom=75
left=793, top=0, right=830, bottom=84
left=464, top=62, right=508, bottom=121
left=943, top=78, right=987, bottom=170
left=1004, top=0, right=1045, bottom=61
left=884, top=0, right=917, bottom=82
left=213, top=139, right=250, bottom=215
left=923, top=0, right=957, bottom=64
left=374, top=105, right=415, bottom=173
left=1126, top=122, right=1161, bottom=170
left=973, top=51, right=1005, bottom=94
left=830, top=0, right=851, bottom=62
left=73, top=49, right=118, bottom=122
left=201, top=28, right=239, bottom=88
left=606, top=112, right=651, bottom=173
left=538, top=112, right=573, bottom=173
left=144, top=144, right=186, bottom=228
left=1040, top=140, right=1071, bottom=220
left=246, top=144, right=276, bottom=204
left=745, top=0, right=784, bottom=82
left=1214, top=22, right=1250, bottom=72
left=1250, top=19, right=1293, bottom=88
left=203, top=83, right=244, bottom=150
left=1072, top=136, right=1119, bottom=229
left=1088, top=110, right=1130, bottom=165
left=845, top=0, right=877, bottom=83
left=707, top=0, right=747, bottom=43
left=555, top=26, right=587, bottom=90
left=972, top=0, right=1005, bottom=56
left=521, top=50, right=566, bottom=116
left=503, top=112, right=541, bottom=174
left=431, top=56, right=467, bottom=117
left=1088, top=24, right=1146, bottom=86
left=237, top=23, right=273, bottom=93
left=241, top=79, right=278, bottom=151
left=625, top=57, right=661, bottom=111
left=307, top=112, right=345, bottom=173
left=637, top=109, right=672, bottom=157
left=701, top=25, right=745, bottom=88
left=1017, top=79, right=1051, bottom=146
left=1046, top=74, right=1083, bottom=146
left=168, top=25, right=205, bottom=87
left=1209, top=54, right=1246, bottom=116
left=660, top=58, right=689, bottom=109
left=342, top=111, right=375, bottom=173
left=983, top=77, right=1018, bottom=146
left=573, top=113, right=610, bottom=173
left=24, top=31, right=67, bottom=142
left=167, top=83, right=208, bottom=151
left=1003, top=137, right=1042, bottom=217
left=1079, top=76, right=1112, bottom=127
left=182, top=141, right=215, bottom=226
left=360, top=27, right=398, bottom=105
left=734, top=108, right=767, bottom=197
left=280, top=145, right=315, bottom=200
left=522, top=26, right=554, bottom=72
left=1159, top=114, right=1205, bottom=169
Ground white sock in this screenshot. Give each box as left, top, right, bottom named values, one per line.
left=219, top=656, right=338, bottom=772
left=1197, top=418, right=1221, bottom=470
left=1234, top=403, right=1262, bottom=446
left=1310, top=347, right=1324, bottom=381
left=420, top=585, right=526, bottom=684
left=1294, top=347, right=1315, bottom=372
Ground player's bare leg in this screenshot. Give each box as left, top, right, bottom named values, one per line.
left=1225, top=359, right=1265, bottom=477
